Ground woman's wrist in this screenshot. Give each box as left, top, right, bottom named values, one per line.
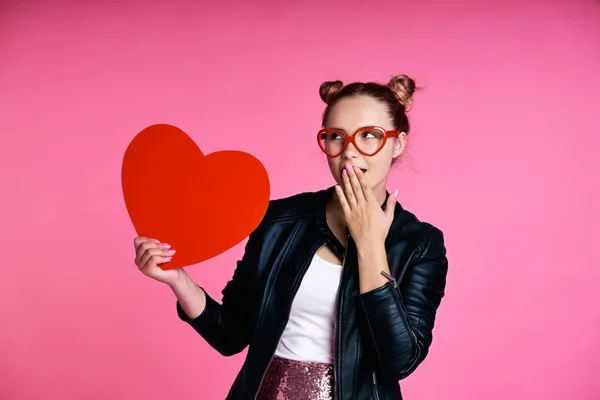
left=166, top=267, right=190, bottom=289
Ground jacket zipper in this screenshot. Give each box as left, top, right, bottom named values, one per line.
left=381, top=270, right=422, bottom=373
left=371, top=369, right=381, bottom=400
left=253, top=239, right=329, bottom=399
left=333, top=233, right=350, bottom=400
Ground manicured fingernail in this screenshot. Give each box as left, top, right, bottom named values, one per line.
left=161, top=243, right=171, bottom=249
left=393, top=190, right=399, bottom=198
left=354, top=166, right=361, bottom=173
left=342, top=169, right=348, bottom=178
left=335, top=185, right=342, bottom=192
left=165, top=257, right=173, bottom=262
left=167, top=249, right=176, bottom=254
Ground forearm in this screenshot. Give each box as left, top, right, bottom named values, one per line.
left=358, top=282, right=422, bottom=380
left=356, top=238, right=423, bottom=379
left=173, top=263, right=253, bottom=356
left=356, top=239, right=391, bottom=294
left=169, top=269, right=207, bottom=319
left=355, top=228, right=448, bottom=380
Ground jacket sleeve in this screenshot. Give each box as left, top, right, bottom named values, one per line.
left=175, top=225, right=264, bottom=356
left=356, top=226, right=448, bottom=381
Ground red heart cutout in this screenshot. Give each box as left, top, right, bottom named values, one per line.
left=121, top=124, right=270, bottom=270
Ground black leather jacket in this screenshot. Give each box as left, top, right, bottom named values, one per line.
left=176, top=186, right=448, bottom=399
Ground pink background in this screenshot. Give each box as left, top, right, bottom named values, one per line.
left=1, top=0, right=600, bottom=399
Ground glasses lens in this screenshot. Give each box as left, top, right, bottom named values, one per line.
left=319, top=131, right=345, bottom=156
left=355, top=128, right=385, bottom=155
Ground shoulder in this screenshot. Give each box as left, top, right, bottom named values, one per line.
left=258, top=186, right=331, bottom=226
left=391, top=203, right=446, bottom=256
left=245, top=187, right=329, bottom=243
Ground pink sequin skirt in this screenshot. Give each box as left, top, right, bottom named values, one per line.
left=255, top=356, right=334, bottom=400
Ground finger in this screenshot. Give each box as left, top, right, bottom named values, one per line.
left=335, top=185, right=351, bottom=216
left=139, top=247, right=176, bottom=269
left=342, top=167, right=357, bottom=207
left=134, top=237, right=160, bottom=249
left=134, top=238, right=160, bottom=263
left=351, top=166, right=370, bottom=203
left=139, top=248, right=159, bottom=269
left=135, top=241, right=160, bottom=265
left=137, top=255, right=173, bottom=272
left=385, top=189, right=399, bottom=218
left=135, top=241, right=169, bottom=264
left=347, top=166, right=365, bottom=204
left=153, top=255, right=174, bottom=268
left=141, top=252, right=174, bottom=271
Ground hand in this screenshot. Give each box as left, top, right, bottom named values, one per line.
left=335, top=165, right=398, bottom=246
left=134, top=237, right=185, bottom=286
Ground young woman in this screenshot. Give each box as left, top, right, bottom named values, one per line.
left=133, top=75, right=448, bottom=400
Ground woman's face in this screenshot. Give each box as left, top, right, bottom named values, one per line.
left=324, top=95, right=406, bottom=198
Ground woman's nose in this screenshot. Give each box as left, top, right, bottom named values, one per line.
left=342, top=141, right=359, bottom=158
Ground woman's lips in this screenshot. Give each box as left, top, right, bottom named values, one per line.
left=341, top=167, right=367, bottom=174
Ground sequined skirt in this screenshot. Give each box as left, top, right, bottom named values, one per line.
left=255, top=356, right=334, bottom=400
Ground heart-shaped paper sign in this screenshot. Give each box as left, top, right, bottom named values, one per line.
left=121, top=124, right=270, bottom=270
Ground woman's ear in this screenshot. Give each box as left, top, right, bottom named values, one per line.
left=392, top=132, right=407, bottom=158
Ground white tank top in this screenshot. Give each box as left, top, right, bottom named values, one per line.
left=274, top=252, right=343, bottom=364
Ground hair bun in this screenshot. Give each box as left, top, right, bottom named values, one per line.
left=388, top=75, right=416, bottom=107
left=319, top=80, right=344, bottom=104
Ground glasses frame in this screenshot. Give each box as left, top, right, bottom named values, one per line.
left=317, top=126, right=400, bottom=157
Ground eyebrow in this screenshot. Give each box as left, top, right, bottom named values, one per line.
left=327, top=126, right=375, bottom=131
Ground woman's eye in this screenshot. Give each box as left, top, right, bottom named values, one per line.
left=362, top=130, right=383, bottom=139
left=362, top=131, right=376, bottom=138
